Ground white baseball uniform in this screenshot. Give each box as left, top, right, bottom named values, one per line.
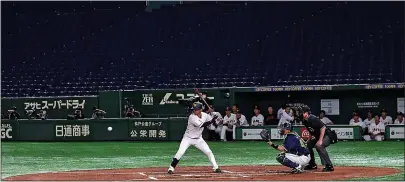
left=320, top=116, right=333, bottom=125
left=277, top=108, right=284, bottom=120
left=363, top=118, right=375, bottom=127
left=349, top=117, right=363, bottom=123
left=207, top=111, right=223, bottom=135
left=349, top=120, right=366, bottom=134
left=363, top=122, right=385, bottom=141
left=251, top=114, right=264, bottom=126
left=173, top=112, right=219, bottom=169
left=277, top=108, right=293, bottom=120
left=221, top=113, right=237, bottom=141
left=278, top=110, right=294, bottom=126
left=236, top=114, right=249, bottom=127
left=394, top=118, right=404, bottom=124
left=380, top=116, right=393, bottom=125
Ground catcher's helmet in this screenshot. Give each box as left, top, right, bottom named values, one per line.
left=278, top=122, right=293, bottom=135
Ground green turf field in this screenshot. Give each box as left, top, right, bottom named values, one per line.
left=1, top=141, right=404, bottom=180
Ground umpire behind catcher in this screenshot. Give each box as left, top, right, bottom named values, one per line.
left=298, top=105, right=337, bottom=172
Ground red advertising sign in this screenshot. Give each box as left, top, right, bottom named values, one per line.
left=300, top=127, right=311, bottom=141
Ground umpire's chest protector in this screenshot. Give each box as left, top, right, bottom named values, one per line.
left=303, top=115, right=325, bottom=139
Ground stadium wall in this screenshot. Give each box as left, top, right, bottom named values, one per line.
left=1, top=83, right=404, bottom=122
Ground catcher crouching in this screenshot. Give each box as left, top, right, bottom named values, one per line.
left=260, top=122, right=310, bottom=174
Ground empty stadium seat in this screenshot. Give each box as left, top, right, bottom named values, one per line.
left=1, top=1, right=404, bottom=97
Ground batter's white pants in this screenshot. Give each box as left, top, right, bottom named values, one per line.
left=220, top=125, right=236, bottom=141
left=285, top=153, right=311, bottom=166
left=174, top=136, right=219, bottom=169
left=363, top=135, right=384, bottom=141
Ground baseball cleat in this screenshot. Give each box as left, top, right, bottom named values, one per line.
left=304, top=164, right=317, bottom=170
left=168, top=166, right=175, bottom=174
left=322, top=165, right=334, bottom=172
left=214, top=168, right=222, bottom=173
left=291, top=165, right=304, bottom=174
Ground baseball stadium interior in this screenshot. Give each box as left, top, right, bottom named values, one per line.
left=1, top=1, right=404, bottom=181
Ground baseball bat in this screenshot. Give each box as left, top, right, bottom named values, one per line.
left=194, top=88, right=211, bottom=110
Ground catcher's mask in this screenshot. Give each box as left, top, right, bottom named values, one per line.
left=278, top=122, right=293, bottom=135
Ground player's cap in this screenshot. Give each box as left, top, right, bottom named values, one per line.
left=225, top=107, right=231, bottom=112
left=353, top=113, right=359, bottom=117
left=352, top=109, right=358, bottom=114
left=381, top=109, right=388, bottom=113
left=192, top=102, right=203, bottom=110
left=320, top=110, right=326, bottom=114
left=236, top=110, right=242, bottom=114
left=254, top=105, right=261, bottom=110
left=397, top=112, right=404, bottom=116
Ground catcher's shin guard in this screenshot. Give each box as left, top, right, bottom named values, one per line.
left=276, top=153, right=299, bottom=168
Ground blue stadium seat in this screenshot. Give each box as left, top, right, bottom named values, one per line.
left=1, top=1, right=404, bottom=97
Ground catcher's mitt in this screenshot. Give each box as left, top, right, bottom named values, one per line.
left=260, top=129, right=271, bottom=142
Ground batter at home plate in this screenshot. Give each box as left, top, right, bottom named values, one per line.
left=168, top=102, right=221, bottom=174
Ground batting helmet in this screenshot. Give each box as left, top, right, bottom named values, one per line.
left=192, top=102, right=203, bottom=110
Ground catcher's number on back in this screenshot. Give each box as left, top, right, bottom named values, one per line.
left=260, top=129, right=271, bottom=142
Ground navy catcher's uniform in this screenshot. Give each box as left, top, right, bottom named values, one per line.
left=278, top=132, right=310, bottom=171
left=261, top=122, right=310, bottom=173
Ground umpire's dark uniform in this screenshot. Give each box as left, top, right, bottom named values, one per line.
left=303, top=114, right=334, bottom=171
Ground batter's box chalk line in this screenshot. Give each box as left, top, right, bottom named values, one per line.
left=137, top=172, right=158, bottom=180
left=265, top=170, right=293, bottom=174
left=222, top=170, right=250, bottom=178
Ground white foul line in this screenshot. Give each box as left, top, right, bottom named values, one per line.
left=138, top=172, right=158, bottom=180
left=149, top=176, right=158, bottom=180
left=222, top=170, right=249, bottom=178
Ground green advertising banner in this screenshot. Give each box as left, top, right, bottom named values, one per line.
left=1, top=96, right=99, bottom=119
left=122, top=89, right=231, bottom=116
left=1, top=121, right=18, bottom=141
left=54, top=121, right=93, bottom=141
left=385, top=125, right=404, bottom=140
left=128, top=119, right=169, bottom=141
left=236, top=125, right=363, bottom=140
left=295, top=125, right=362, bottom=140
left=1, top=118, right=188, bottom=141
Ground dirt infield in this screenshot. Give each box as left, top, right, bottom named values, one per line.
left=4, top=165, right=401, bottom=181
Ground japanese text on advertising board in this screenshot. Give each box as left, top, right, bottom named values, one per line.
left=129, top=121, right=167, bottom=140
left=55, top=125, right=90, bottom=137
left=1, top=124, right=13, bottom=139
left=25, top=100, right=86, bottom=110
